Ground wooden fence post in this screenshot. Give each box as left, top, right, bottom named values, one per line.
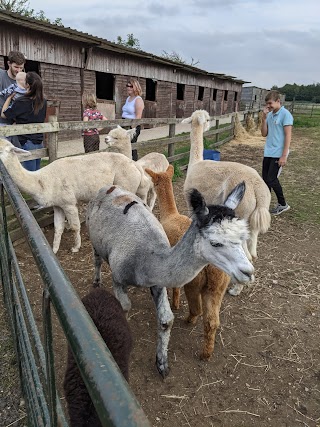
left=47, top=116, right=59, bottom=162
left=168, top=123, right=176, bottom=157
left=231, top=115, right=235, bottom=138
left=215, top=119, right=220, bottom=145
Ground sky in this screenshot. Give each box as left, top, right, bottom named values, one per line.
left=27, top=0, right=320, bottom=89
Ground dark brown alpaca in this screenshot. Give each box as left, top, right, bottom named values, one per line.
left=64, top=287, right=133, bottom=427
left=145, top=165, right=230, bottom=359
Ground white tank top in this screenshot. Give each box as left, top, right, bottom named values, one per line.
left=122, top=96, right=142, bottom=119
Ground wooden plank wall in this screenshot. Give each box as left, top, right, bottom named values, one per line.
left=41, top=63, right=82, bottom=140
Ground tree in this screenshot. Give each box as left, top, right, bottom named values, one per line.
left=0, top=0, right=63, bottom=25
left=115, top=34, right=141, bottom=50
left=161, top=50, right=199, bottom=67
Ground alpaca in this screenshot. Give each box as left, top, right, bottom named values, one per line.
left=64, top=287, right=132, bottom=427
left=105, top=126, right=170, bottom=210
left=0, top=138, right=149, bottom=253
left=86, top=183, right=254, bottom=376
left=145, top=165, right=230, bottom=360
left=182, top=110, right=271, bottom=295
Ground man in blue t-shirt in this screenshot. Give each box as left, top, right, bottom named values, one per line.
left=261, top=90, right=293, bottom=215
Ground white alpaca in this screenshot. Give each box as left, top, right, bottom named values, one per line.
left=0, top=138, right=149, bottom=254
left=183, top=110, right=271, bottom=295
left=105, top=126, right=169, bottom=210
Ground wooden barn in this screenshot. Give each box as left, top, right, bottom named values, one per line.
left=0, top=10, right=247, bottom=139
left=240, top=86, right=286, bottom=110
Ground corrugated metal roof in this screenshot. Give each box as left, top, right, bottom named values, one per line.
left=0, top=9, right=250, bottom=84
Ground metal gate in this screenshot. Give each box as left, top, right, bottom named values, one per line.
left=0, top=159, right=150, bottom=427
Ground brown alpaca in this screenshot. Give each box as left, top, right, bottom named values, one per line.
left=145, top=165, right=230, bottom=359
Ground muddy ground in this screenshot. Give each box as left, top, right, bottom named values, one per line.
left=1, top=129, right=320, bottom=427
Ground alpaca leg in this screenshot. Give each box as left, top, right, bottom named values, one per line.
left=247, top=230, right=258, bottom=260
left=148, top=187, right=157, bottom=211
left=242, top=240, right=252, bottom=261
left=171, top=288, right=181, bottom=310
left=64, top=205, right=81, bottom=253
left=93, top=249, right=103, bottom=287
left=52, top=207, right=66, bottom=254
left=228, top=282, right=244, bottom=296
left=150, top=286, right=174, bottom=378
left=200, top=271, right=229, bottom=360
left=184, top=275, right=203, bottom=324
left=113, top=281, right=132, bottom=313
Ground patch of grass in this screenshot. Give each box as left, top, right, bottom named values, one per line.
left=281, top=127, right=320, bottom=224
left=293, top=115, right=320, bottom=127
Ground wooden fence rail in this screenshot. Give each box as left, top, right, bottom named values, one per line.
left=0, top=109, right=260, bottom=241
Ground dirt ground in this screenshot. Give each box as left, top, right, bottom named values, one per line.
left=2, top=130, right=320, bottom=427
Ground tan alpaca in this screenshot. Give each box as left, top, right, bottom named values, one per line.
left=145, top=165, right=230, bottom=360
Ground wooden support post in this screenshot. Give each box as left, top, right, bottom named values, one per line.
left=215, top=119, right=220, bottom=145
left=168, top=123, right=176, bottom=158
left=47, top=116, right=59, bottom=162
left=231, top=115, right=235, bottom=138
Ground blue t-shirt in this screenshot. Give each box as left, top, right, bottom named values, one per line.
left=264, top=106, right=293, bottom=158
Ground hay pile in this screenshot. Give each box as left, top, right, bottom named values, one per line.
left=246, top=112, right=257, bottom=135
left=234, top=113, right=249, bottom=140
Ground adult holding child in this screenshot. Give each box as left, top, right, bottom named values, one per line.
left=122, top=78, right=144, bottom=160
left=1, top=71, right=47, bottom=171
left=0, top=50, right=26, bottom=147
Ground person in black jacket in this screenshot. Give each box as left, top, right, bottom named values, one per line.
left=1, top=71, right=47, bottom=171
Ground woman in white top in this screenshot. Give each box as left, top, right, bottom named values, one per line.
left=122, top=78, right=144, bottom=160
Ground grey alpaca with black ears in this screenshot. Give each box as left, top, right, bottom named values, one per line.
left=86, top=182, right=254, bottom=378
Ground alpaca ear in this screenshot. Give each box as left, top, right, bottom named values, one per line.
left=181, top=116, right=192, bottom=124
left=145, top=168, right=157, bottom=182
left=126, top=128, right=136, bottom=139
left=189, top=189, right=209, bottom=220
left=166, top=164, right=174, bottom=179
left=12, top=146, right=31, bottom=156
left=117, top=125, right=122, bottom=129
left=224, top=182, right=246, bottom=210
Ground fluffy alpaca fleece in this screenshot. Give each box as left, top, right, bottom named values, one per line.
left=63, top=287, right=132, bottom=427
left=0, top=138, right=149, bottom=253
left=105, top=126, right=169, bottom=210
left=182, top=110, right=271, bottom=295
left=146, top=165, right=230, bottom=359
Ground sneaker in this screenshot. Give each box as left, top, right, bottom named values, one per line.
left=270, top=203, right=290, bottom=215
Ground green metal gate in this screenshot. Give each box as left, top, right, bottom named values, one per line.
left=0, top=159, right=151, bottom=427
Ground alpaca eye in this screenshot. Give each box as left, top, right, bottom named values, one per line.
left=211, top=242, right=223, bottom=248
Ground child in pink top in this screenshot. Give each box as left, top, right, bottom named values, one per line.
left=82, top=93, right=107, bottom=153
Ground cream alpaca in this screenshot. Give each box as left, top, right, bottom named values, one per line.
left=105, top=126, right=169, bottom=209
left=0, top=138, right=149, bottom=254
left=146, top=165, right=230, bottom=360
left=183, top=110, right=271, bottom=295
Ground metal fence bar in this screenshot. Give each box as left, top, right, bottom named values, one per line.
left=0, top=159, right=151, bottom=427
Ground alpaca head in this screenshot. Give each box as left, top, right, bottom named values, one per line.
left=189, top=182, right=254, bottom=284
left=0, top=138, right=31, bottom=162
left=181, top=110, right=210, bottom=131
left=145, top=164, right=174, bottom=188
left=105, top=126, right=138, bottom=148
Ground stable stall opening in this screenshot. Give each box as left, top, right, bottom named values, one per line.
left=213, top=89, right=218, bottom=101
left=96, top=72, right=114, bottom=100
left=146, top=78, right=157, bottom=101
left=224, top=90, right=228, bottom=101
left=198, top=86, right=204, bottom=101
left=234, top=91, right=238, bottom=101
left=177, top=83, right=185, bottom=100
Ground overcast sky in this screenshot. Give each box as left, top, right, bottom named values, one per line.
left=28, top=0, right=320, bottom=89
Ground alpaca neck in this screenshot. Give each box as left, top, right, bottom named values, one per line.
left=140, top=222, right=206, bottom=288
left=156, top=180, right=179, bottom=221
left=188, top=125, right=204, bottom=166
left=4, top=155, right=43, bottom=197
left=119, top=143, right=132, bottom=159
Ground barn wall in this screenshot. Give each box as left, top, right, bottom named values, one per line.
left=40, top=63, right=82, bottom=140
